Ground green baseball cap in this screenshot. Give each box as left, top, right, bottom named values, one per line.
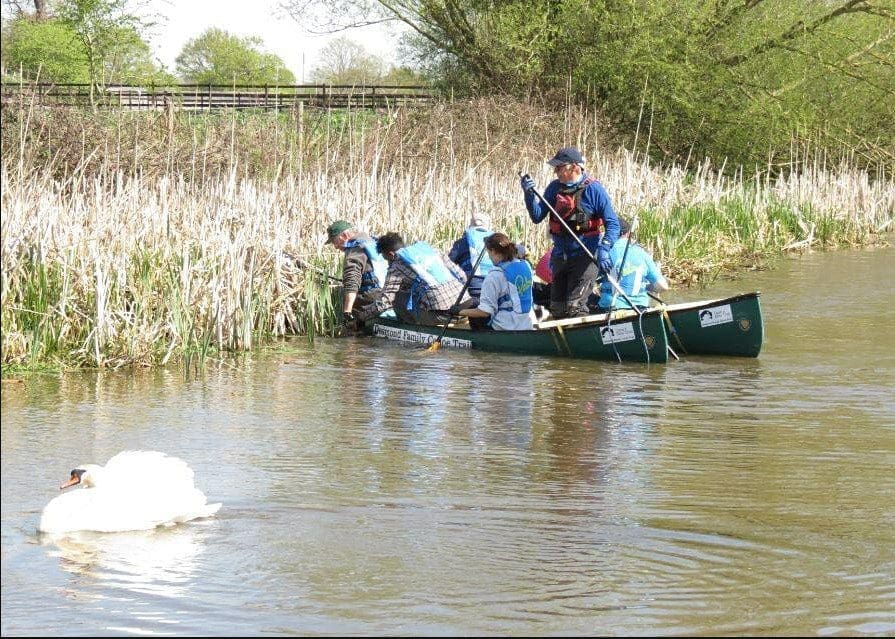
left=325, top=220, right=353, bottom=243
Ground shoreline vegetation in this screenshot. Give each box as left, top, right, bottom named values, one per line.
left=2, top=99, right=893, bottom=373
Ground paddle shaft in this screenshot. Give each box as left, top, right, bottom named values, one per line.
left=520, top=173, right=641, bottom=312
left=430, top=244, right=488, bottom=347
left=615, top=221, right=678, bottom=358
left=610, top=213, right=637, bottom=308
left=614, top=216, right=667, bottom=306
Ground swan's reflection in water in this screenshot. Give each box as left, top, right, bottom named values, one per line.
left=40, top=523, right=211, bottom=600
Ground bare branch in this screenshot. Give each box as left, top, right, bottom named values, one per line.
left=721, top=0, right=890, bottom=66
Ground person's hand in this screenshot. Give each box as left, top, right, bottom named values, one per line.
left=597, top=246, right=612, bottom=275
left=520, top=174, right=536, bottom=194
left=341, top=311, right=360, bottom=333
left=448, top=304, right=463, bottom=316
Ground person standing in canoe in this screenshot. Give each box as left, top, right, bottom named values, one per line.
left=354, top=232, right=472, bottom=327
left=520, top=146, right=621, bottom=319
left=325, top=219, right=390, bottom=331
left=448, top=212, right=495, bottom=302
left=456, top=232, right=535, bottom=331
left=594, top=216, right=669, bottom=311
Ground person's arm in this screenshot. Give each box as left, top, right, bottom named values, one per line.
left=354, top=263, right=403, bottom=321
left=466, top=271, right=500, bottom=318
left=448, top=237, right=465, bottom=266
left=341, top=248, right=366, bottom=300
left=644, top=254, right=670, bottom=292
left=581, top=181, right=619, bottom=272
left=524, top=180, right=558, bottom=224
left=582, top=182, right=620, bottom=246
left=459, top=307, right=491, bottom=318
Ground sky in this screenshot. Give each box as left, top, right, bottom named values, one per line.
left=146, top=0, right=405, bottom=82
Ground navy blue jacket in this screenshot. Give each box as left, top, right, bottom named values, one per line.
left=524, top=174, right=620, bottom=260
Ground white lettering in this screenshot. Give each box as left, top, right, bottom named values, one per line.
left=373, top=324, right=472, bottom=349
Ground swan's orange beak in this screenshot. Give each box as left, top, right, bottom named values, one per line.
left=60, top=468, right=85, bottom=490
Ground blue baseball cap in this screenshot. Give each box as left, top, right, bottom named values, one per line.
left=546, top=146, right=585, bottom=167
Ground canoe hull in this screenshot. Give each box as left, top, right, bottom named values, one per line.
left=663, top=292, right=764, bottom=357
left=367, top=309, right=670, bottom=364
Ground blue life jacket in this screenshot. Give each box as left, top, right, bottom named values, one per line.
left=598, top=240, right=658, bottom=310
left=463, top=226, right=495, bottom=278
left=396, top=242, right=458, bottom=310
left=344, top=237, right=388, bottom=293
left=496, top=259, right=534, bottom=315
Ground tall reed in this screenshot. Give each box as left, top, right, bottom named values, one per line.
left=2, top=97, right=892, bottom=370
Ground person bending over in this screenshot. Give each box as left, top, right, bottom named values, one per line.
left=354, top=232, right=471, bottom=326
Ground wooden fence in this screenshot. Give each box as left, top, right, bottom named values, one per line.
left=0, top=83, right=437, bottom=111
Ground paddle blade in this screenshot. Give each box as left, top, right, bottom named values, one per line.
left=426, top=339, right=443, bottom=352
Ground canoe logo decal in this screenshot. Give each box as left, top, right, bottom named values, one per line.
left=599, top=322, right=636, bottom=344
left=644, top=335, right=656, bottom=349
left=738, top=318, right=751, bottom=331
left=373, top=324, right=472, bottom=349
left=698, top=304, right=733, bottom=328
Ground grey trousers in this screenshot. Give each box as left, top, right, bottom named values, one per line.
left=549, top=253, right=599, bottom=318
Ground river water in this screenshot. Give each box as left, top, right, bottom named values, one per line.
left=2, top=246, right=893, bottom=636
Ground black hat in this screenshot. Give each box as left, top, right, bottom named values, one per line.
left=546, top=146, right=585, bottom=167
left=618, top=217, right=631, bottom=235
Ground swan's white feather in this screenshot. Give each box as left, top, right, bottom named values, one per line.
left=39, top=450, right=221, bottom=534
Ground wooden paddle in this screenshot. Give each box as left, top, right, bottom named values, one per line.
left=426, top=245, right=488, bottom=352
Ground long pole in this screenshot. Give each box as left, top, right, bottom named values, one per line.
left=609, top=213, right=637, bottom=310
left=615, top=217, right=680, bottom=360
left=519, top=173, right=640, bottom=311
left=287, top=253, right=343, bottom=284
left=427, top=245, right=488, bottom=352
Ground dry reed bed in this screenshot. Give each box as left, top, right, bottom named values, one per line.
left=1, top=103, right=893, bottom=370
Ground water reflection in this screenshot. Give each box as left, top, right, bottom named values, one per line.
left=3, top=247, right=894, bottom=635
left=39, top=525, right=208, bottom=600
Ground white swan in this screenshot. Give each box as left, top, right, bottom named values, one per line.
left=38, top=450, right=222, bottom=534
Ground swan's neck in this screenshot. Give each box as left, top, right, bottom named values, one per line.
left=78, top=464, right=105, bottom=488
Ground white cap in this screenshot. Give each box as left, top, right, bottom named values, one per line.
left=469, top=213, right=491, bottom=228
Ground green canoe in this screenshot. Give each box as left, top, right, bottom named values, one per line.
left=660, top=292, right=764, bottom=357
left=366, top=308, right=670, bottom=364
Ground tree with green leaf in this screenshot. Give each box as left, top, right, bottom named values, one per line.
left=175, top=28, right=296, bottom=85
left=282, top=0, right=894, bottom=168
left=54, top=0, right=158, bottom=100
left=1, top=16, right=90, bottom=82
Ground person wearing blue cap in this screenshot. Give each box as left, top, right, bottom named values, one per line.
left=520, top=146, right=620, bottom=319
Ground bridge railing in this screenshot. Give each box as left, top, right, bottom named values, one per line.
left=0, top=82, right=437, bottom=110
